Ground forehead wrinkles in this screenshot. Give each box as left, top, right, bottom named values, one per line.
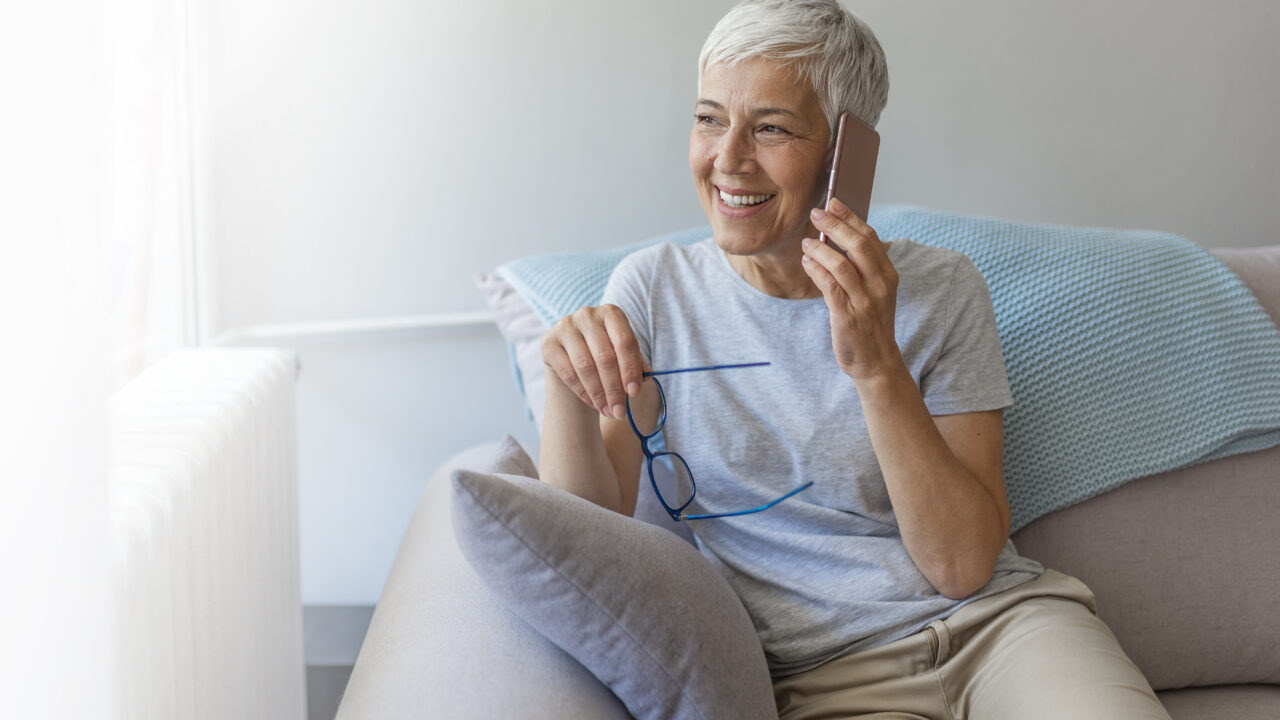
left=699, top=60, right=817, bottom=121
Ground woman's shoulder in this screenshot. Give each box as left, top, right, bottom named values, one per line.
left=892, top=239, right=987, bottom=290
left=614, top=236, right=718, bottom=277
left=890, top=239, right=995, bottom=332
left=889, top=238, right=971, bottom=276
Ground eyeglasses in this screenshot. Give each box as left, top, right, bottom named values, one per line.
left=625, top=361, right=814, bottom=522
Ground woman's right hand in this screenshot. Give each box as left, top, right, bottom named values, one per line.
left=541, top=304, right=649, bottom=420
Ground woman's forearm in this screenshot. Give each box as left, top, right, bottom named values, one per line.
left=539, top=370, right=624, bottom=512
left=854, top=363, right=1008, bottom=599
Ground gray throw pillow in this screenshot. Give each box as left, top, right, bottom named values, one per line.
left=451, top=437, right=777, bottom=720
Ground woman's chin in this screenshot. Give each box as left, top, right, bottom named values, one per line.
left=712, top=226, right=773, bottom=256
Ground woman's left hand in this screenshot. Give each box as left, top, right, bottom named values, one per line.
left=801, top=197, right=903, bottom=384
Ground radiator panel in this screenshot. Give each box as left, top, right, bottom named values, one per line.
left=109, top=348, right=304, bottom=720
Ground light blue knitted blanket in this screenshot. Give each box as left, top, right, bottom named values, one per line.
left=496, top=205, right=1280, bottom=531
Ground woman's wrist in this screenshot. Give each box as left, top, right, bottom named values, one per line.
left=540, top=366, right=624, bottom=512
left=849, top=357, right=914, bottom=407
left=545, top=366, right=603, bottom=426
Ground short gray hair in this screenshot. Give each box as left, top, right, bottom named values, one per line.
left=698, top=0, right=890, bottom=133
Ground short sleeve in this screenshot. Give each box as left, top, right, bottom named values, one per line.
left=920, top=256, right=1014, bottom=415
left=598, top=250, right=654, bottom=365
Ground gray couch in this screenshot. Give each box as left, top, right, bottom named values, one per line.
left=338, top=246, right=1280, bottom=719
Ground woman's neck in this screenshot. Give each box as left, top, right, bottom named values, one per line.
left=725, top=244, right=822, bottom=300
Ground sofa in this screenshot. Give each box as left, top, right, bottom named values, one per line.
left=338, top=235, right=1280, bottom=719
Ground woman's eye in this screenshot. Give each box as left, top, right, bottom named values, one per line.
left=758, top=124, right=788, bottom=134
left=696, top=114, right=721, bottom=125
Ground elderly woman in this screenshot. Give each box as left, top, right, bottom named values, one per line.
left=539, top=1, right=1171, bottom=718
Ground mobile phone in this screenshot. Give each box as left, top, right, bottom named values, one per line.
left=817, top=112, right=880, bottom=255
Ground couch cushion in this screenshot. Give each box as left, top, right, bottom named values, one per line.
left=1211, top=246, right=1280, bottom=327
left=1012, top=443, right=1280, bottom=691
left=337, top=440, right=629, bottom=720
left=1158, top=684, right=1280, bottom=720
left=451, top=437, right=776, bottom=720
left=1014, top=247, right=1280, bottom=692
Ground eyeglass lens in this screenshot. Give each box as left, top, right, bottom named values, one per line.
left=651, top=450, right=695, bottom=512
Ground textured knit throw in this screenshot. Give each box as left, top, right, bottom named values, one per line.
left=496, top=205, right=1280, bottom=531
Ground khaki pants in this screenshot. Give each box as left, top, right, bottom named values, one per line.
left=773, top=569, right=1171, bottom=720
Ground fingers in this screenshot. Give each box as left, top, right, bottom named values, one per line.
left=545, top=319, right=607, bottom=412
left=542, top=305, right=646, bottom=419
left=802, top=234, right=869, bottom=313
left=580, top=317, right=628, bottom=419
left=813, top=198, right=895, bottom=280
left=802, top=237, right=899, bottom=322
left=800, top=237, right=857, bottom=310
left=807, top=201, right=898, bottom=302
left=603, top=310, right=645, bottom=396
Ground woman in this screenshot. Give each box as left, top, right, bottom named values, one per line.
left=539, top=1, right=1171, bottom=718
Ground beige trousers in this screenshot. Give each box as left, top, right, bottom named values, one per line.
left=773, top=569, right=1171, bottom=720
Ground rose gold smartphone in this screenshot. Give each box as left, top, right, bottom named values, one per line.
left=817, top=112, right=880, bottom=256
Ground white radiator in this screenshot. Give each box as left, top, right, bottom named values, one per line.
left=109, top=348, right=305, bottom=720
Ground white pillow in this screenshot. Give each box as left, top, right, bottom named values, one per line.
left=474, top=272, right=551, bottom=433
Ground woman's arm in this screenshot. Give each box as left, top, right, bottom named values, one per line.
left=803, top=198, right=1009, bottom=598
left=540, top=371, right=626, bottom=511
left=856, top=370, right=1010, bottom=598
left=538, top=305, right=660, bottom=516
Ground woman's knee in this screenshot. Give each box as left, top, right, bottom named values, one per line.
left=943, top=598, right=1170, bottom=720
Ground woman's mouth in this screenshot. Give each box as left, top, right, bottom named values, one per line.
left=718, top=188, right=775, bottom=208
left=716, top=187, right=776, bottom=217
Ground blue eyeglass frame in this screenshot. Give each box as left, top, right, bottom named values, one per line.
left=624, top=362, right=814, bottom=522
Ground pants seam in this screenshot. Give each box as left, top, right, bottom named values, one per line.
left=931, top=667, right=957, bottom=720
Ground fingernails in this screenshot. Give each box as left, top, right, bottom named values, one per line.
left=801, top=237, right=814, bottom=248
left=600, top=404, right=613, bottom=418
left=810, top=207, right=829, bottom=221
left=829, top=197, right=848, bottom=213
left=627, top=382, right=640, bottom=396
left=612, top=403, right=626, bottom=419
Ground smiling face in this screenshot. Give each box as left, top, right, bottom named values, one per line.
left=690, top=57, right=832, bottom=258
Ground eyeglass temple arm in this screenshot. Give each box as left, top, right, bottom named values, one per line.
left=679, top=481, right=814, bottom=521
left=643, top=361, right=770, bottom=378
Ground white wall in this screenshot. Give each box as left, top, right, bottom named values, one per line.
left=202, top=0, right=737, bottom=604
left=858, top=0, right=1280, bottom=245
left=200, top=0, right=1280, bottom=604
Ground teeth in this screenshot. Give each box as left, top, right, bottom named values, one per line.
left=719, top=189, right=773, bottom=207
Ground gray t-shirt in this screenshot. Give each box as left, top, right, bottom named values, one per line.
left=600, top=237, right=1044, bottom=677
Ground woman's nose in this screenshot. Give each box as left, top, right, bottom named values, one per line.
left=713, top=129, right=756, bottom=175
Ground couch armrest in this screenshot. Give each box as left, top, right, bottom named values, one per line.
left=337, top=442, right=629, bottom=720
